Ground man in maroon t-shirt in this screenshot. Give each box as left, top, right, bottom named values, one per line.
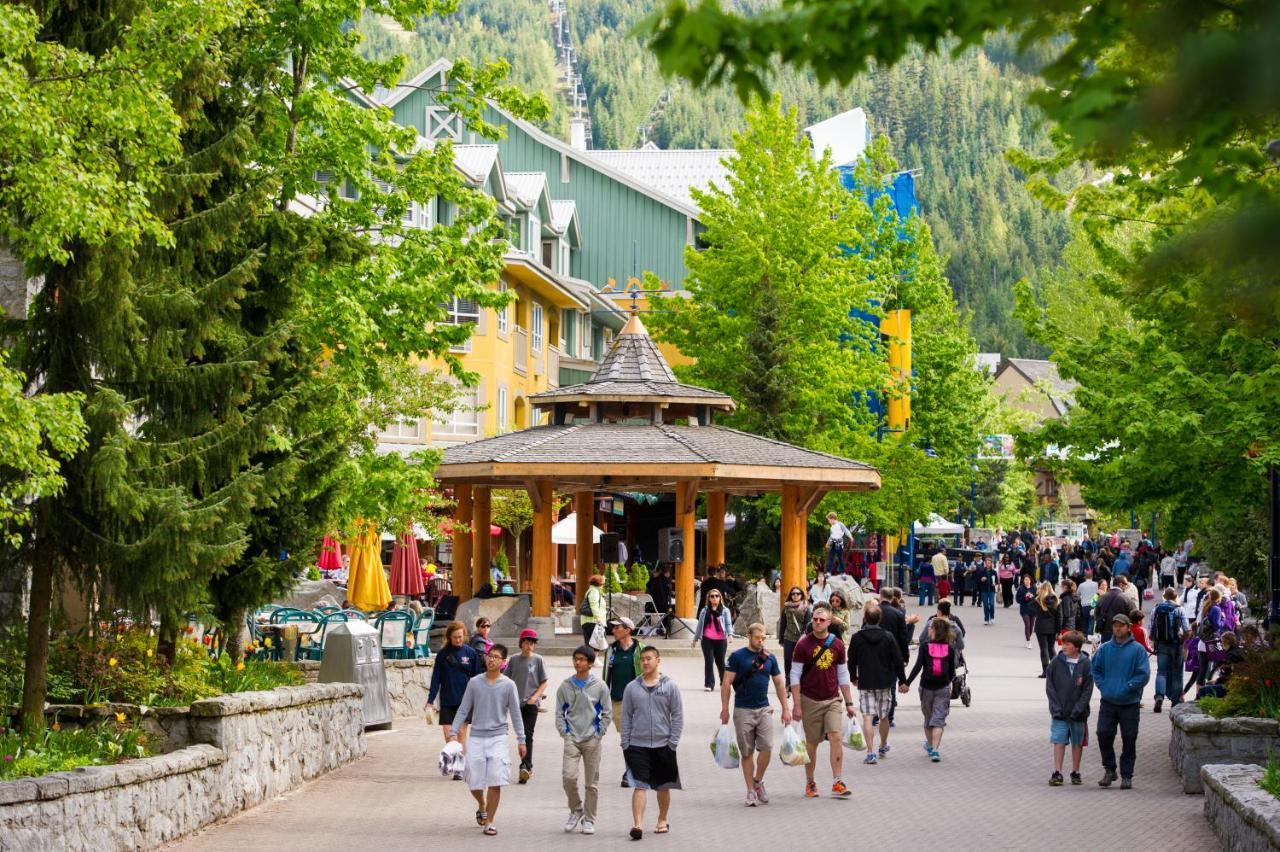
left=788, top=602, right=856, bottom=799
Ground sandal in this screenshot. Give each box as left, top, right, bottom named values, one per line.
left=475, top=810, right=487, bottom=826
left=655, top=824, right=669, bottom=834
left=483, top=825, right=497, bottom=836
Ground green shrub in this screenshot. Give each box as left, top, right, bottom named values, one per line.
left=1260, top=754, right=1280, bottom=800
left=306, top=565, right=321, bottom=581
left=1198, top=643, right=1280, bottom=722
left=0, top=718, right=153, bottom=780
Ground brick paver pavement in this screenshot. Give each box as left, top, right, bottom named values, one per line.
left=165, top=599, right=1216, bottom=852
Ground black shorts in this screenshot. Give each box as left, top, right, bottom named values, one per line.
left=623, top=745, right=682, bottom=791
left=439, top=704, right=460, bottom=726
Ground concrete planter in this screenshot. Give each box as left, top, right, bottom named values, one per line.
left=1201, top=764, right=1280, bottom=851
left=0, top=683, right=365, bottom=852
left=1169, top=702, right=1280, bottom=793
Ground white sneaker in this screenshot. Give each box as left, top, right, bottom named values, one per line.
left=564, top=810, right=583, bottom=832
left=745, top=790, right=758, bottom=807
left=580, top=819, right=595, bottom=835
left=1025, top=640, right=1033, bottom=649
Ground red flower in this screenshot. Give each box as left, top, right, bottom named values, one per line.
left=1265, top=680, right=1274, bottom=689
left=202, top=635, right=212, bottom=645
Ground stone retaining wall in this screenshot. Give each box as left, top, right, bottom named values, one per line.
left=1169, top=702, right=1280, bottom=793
left=1201, top=764, right=1280, bottom=851
left=0, top=683, right=365, bottom=852
left=298, top=657, right=432, bottom=720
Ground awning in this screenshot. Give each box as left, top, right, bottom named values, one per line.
left=381, top=523, right=432, bottom=542
left=695, top=513, right=737, bottom=532
left=552, top=512, right=603, bottom=545
left=913, top=513, right=965, bottom=536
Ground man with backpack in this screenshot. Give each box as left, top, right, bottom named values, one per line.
left=789, top=602, right=857, bottom=799
left=1151, top=587, right=1190, bottom=713
left=720, top=623, right=791, bottom=806
left=849, top=604, right=908, bottom=765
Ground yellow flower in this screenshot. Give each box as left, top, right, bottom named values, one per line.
left=263, top=638, right=272, bottom=649
left=108, top=657, right=118, bottom=668
left=145, top=648, right=153, bottom=658
left=51, top=722, right=61, bottom=732
left=236, top=661, right=246, bottom=672
left=115, top=712, right=126, bottom=723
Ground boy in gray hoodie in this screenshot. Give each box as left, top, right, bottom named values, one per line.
left=621, top=646, right=683, bottom=840
left=556, top=645, right=611, bottom=836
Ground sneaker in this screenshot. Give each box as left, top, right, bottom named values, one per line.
left=930, top=750, right=941, bottom=763
left=878, top=744, right=891, bottom=758
left=804, top=780, right=819, bottom=798
left=704, top=686, right=714, bottom=692
left=580, top=820, right=595, bottom=835
left=1098, top=770, right=1118, bottom=788
left=1154, top=696, right=1164, bottom=713
left=453, top=772, right=464, bottom=781
left=831, top=780, right=852, bottom=799
left=1037, top=673, right=1046, bottom=679
left=1120, top=777, right=1133, bottom=790
left=1026, top=640, right=1033, bottom=649
left=922, top=741, right=932, bottom=755
left=1049, top=771, right=1064, bottom=786
left=745, top=791, right=758, bottom=807
left=620, top=772, right=630, bottom=789
left=1070, top=772, right=1082, bottom=785
left=518, top=766, right=531, bottom=784
left=753, top=780, right=769, bottom=804
left=564, top=810, right=584, bottom=833
left=863, top=753, right=878, bottom=765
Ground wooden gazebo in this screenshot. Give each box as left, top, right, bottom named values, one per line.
left=435, top=314, right=880, bottom=621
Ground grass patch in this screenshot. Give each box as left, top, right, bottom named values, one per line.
left=0, top=719, right=153, bottom=780
left=1260, top=754, right=1280, bottom=800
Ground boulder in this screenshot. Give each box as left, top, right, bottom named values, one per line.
left=456, top=593, right=532, bottom=638
left=733, top=581, right=780, bottom=636
left=277, top=580, right=343, bottom=611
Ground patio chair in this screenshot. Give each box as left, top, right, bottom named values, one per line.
left=340, top=609, right=367, bottom=620
left=631, top=594, right=665, bottom=637
left=315, top=605, right=341, bottom=616
left=375, top=610, right=414, bottom=660
left=412, top=608, right=436, bottom=659
left=301, top=611, right=349, bottom=661
left=274, top=610, right=321, bottom=661
left=269, top=607, right=306, bottom=624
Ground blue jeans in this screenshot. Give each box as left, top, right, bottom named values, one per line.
left=1155, top=642, right=1184, bottom=701
left=981, top=591, right=996, bottom=623
left=918, top=581, right=935, bottom=606
left=826, top=543, right=845, bottom=575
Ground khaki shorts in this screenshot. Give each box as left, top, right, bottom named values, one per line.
left=612, top=699, right=623, bottom=732
left=732, top=706, right=775, bottom=755
left=799, top=695, right=843, bottom=744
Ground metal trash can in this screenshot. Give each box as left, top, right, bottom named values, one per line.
left=318, top=621, right=392, bottom=728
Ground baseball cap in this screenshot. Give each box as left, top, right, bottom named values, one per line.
left=1111, top=613, right=1131, bottom=626
left=608, top=616, right=635, bottom=631
left=518, top=629, right=539, bottom=642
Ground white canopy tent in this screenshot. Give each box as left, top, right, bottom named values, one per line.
left=380, top=523, right=432, bottom=542
left=913, top=514, right=965, bottom=536
left=552, top=512, right=603, bottom=545
left=694, top=513, right=738, bottom=532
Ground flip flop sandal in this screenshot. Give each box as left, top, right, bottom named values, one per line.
left=655, top=824, right=670, bottom=834
left=475, top=810, right=487, bottom=826
left=483, top=825, right=497, bottom=836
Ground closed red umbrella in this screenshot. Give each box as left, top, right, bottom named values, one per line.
left=317, top=535, right=342, bottom=570
left=389, top=530, right=424, bottom=597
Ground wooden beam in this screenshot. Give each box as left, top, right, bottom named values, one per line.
left=574, top=491, right=594, bottom=609
left=798, top=486, right=826, bottom=519
left=531, top=480, right=554, bottom=617
left=781, top=485, right=805, bottom=599
left=453, top=485, right=473, bottom=604
left=523, top=480, right=545, bottom=513
left=472, top=486, right=492, bottom=597
left=675, top=480, right=698, bottom=619
left=706, top=491, right=726, bottom=567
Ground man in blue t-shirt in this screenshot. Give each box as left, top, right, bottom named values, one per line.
left=720, top=622, right=791, bottom=806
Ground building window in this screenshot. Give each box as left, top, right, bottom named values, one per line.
left=496, top=281, right=509, bottom=335
left=580, top=312, right=592, bottom=359
left=531, top=302, right=544, bottom=354
left=507, top=217, right=520, bottom=249
left=527, top=211, right=540, bottom=252
left=442, top=296, right=479, bottom=353
left=560, top=240, right=570, bottom=276
left=541, top=240, right=555, bottom=270
left=380, top=418, right=421, bottom=440
left=496, top=386, right=508, bottom=433
left=432, top=386, right=480, bottom=437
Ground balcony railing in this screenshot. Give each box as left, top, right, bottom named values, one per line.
left=514, top=326, right=528, bottom=375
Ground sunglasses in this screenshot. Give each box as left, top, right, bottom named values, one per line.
left=789, top=592, right=802, bottom=597
left=478, top=623, right=490, bottom=629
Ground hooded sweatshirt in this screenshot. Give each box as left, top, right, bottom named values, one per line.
left=555, top=674, right=611, bottom=742
left=620, top=673, right=683, bottom=750
left=1091, top=634, right=1150, bottom=705
left=848, top=625, right=908, bottom=690
left=428, top=643, right=482, bottom=707
left=1045, top=651, right=1094, bottom=721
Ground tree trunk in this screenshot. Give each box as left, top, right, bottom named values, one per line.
left=21, top=507, right=56, bottom=735
left=223, top=608, right=246, bottom=663
left=156, top=610, right=179, bottom=668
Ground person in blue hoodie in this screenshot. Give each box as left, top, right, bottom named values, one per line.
left=428, top=620, right=483, bottom=779
left=1091, top=613, right=1150, bottom=789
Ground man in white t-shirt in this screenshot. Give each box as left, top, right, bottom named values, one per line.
left=825, top=512, right=852, bottom=575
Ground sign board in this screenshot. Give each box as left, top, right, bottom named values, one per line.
left=978, top=434, right=1015, bottom=459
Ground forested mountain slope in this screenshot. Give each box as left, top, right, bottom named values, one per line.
left=357, top=3, right=1079, bottom=355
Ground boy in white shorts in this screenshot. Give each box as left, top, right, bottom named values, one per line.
left=450, top=643, right=526, bottom=836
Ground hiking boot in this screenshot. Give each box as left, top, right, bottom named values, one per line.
left=564, top=810, right=584, bottom=833
left=518, top=766, right=531, bottom=784
left=1049, top=771, right=1064, bottom=786
left=831, top=780, right=852, bottom=799
left=1154, top=696, right=1164, bottom=713
left=1098, top=770, right=1118, bottom=787
left=804, top=780, right=819, bottom=798
left=753, top=780, right=769, bottom=804
left=745, top=791, right=758, bottom=807
left=1120, top=777, right=1133, bottom=790
left=863, top=753, right=877, bottom=765
left=1070, top=772, right=1082, bottom=785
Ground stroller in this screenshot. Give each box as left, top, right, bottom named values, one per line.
left=949, top=651, right=972, bottom=707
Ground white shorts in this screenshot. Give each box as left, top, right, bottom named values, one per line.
left=465, top=734, right=511, bottom=791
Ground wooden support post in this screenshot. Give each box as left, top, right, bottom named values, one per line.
left=706, top=491, right=726, bottom=568
left=472, top=486, right=492, bottom=596
left=575, top=491, right=594, bottom=609
left=781, top=485, right=804, bottom=597
left=675, top=480, right=699, bottom=619
left=453, top=485, right=473, bottom=603
left=532, top=481, right=554, bottom=617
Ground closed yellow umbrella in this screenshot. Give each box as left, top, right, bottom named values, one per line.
left=347, top=523, right=391, bottom=612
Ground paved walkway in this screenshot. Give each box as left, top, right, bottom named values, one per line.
left=166, top=599, right=1216, bottom=852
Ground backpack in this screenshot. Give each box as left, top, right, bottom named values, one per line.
left=927, top=642, right=951, bottom=679
left=1221, top=598, right=1238, bottom=632
left=1197, top=612, right=1219, bottom=642
left=1152, top=602, right=1180, bottom=644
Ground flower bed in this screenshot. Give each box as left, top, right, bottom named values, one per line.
left=1201, top=764, right=1280, bottom=851
left=1169, top=701, right=1280, bottom=793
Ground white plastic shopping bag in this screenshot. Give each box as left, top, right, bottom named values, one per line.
left=438, top=740, right=465, bottom=777
left=841, top=714, right=864, bottom=751
left=589, top=622, right=608, bottom=651
left=779, top=722, right=810, bottom=766
left=710, top=724, right=740, bottom=769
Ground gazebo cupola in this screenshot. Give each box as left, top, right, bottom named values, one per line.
left=529, top=313, right=735, bottom=427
